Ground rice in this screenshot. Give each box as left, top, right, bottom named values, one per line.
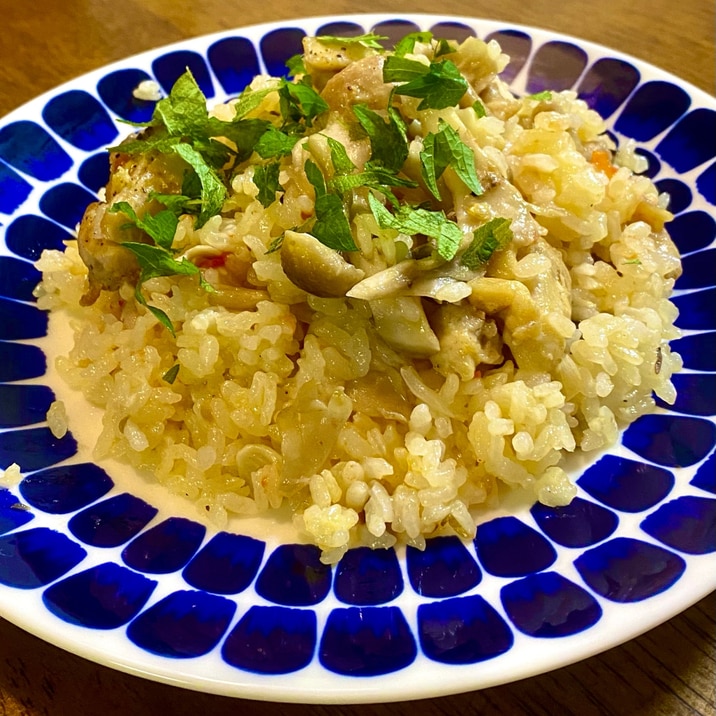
left=34, top=31, right=682, bottom=563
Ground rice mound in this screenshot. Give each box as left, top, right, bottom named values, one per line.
left=34, top=33, right=682, bottom=563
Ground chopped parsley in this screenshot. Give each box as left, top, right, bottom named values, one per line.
left=420, top=121, right=483, bottom=200
left=384, top=56, right=468, bottom=110
left=368, top=193, right=463, bottom=261
left=315, top=32, right=388, bottom=50
left=460, top=218, right=513, bottom=269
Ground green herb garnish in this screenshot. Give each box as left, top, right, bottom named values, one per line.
left=368, top=193, right=463, bottom=261
left=460, top=218, right=513, bottom=269
left=384, top=56, right=468, bottom=110
left=420, top=121, right=483, bottom=200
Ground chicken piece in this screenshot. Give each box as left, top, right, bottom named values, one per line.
left=320, top=55, right=392, bottom=116
left=77, top=144, right=186, bottom=305
left=468, top=237, right=575, bottom=372
left=302, top=36, right=378, bottom=91
left=430, top=303, right=504, bottom=380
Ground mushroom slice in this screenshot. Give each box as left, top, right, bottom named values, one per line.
left=370, top=296, right=440, bottom=357
left=280, top=230, right=364, bottom=298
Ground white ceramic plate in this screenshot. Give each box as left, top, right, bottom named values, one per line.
left=0, top=13, right=714, bottom=704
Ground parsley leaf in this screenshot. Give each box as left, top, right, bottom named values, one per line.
left=472, top=99, right=487, bottom=118
left=316, top=33, right=388, bottom=50
left=231, top=86, right=275, bottom=119
left=304, top=159, right=357, bottom=252
left=121, top=241, right=210, bottom=335
left=325, top=136, right=356, bottom=175
left=285, top=54, right=307, bottom=77
left=170, top=143, right=227, bottom=226
left=388, top=58, right=468, bottom=110
left=109, top=201, right=178, bottom=250
left=255, top=125, right=300, bottom=159
left=162, top=364, right=180, bottom=383
left=420, top=121, right=483, bottom=200
left=152, top=70, right=209, bottom=139
left=254, top=161, right=282, bottom=207
left=278, top=80, right=328, bottom=127
left=368, top=193, right=463, bottom=261
left=527, top=90, right=553, bottom=101
left=382, top=55, right=431, bottom=83
left=393, top=31, right=433, bottom=57
left=460, top=218, right=513, bottom=269
left=352, top=104, right=408, bottom=172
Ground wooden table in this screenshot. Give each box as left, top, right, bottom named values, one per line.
left=1, top=1, right=714, bottom=714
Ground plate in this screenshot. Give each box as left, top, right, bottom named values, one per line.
left=0, top=13, right=714, bottom=705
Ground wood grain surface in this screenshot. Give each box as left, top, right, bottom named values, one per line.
left=1, top=1, right=714, bottom=714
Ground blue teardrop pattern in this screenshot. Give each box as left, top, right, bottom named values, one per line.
left=0, top=527, right=86, bottom=589
left=259, top=27, right=306, bottom=77
left=42, top=90, right=119, bottom=152
left=0, top=488, right=34, bottom=535
left=0, top=426, right=77, bottom=471
left=670, top=331, right=716, bottom=372
left=417, top=594, right=513, bottom=664
left=484, top=30, right=531, bottom=85
left=319, top=606, right=417, bottom=676
left=207, top=37, right=262, bottom=95
left=182, top=531, right=265, bottom=595
left=221, top=605, right=316, bottom=675
left=254, top=543, right=332, bottom=607
left=0, top=162, right=32, bottom=214
left=127, top=590, right=237, bottom=657
left=614, top=80, right=691, bottom=142
left=121, top=517, right=205, bottom=574
left=577, top=58, right=640, bottom=119
left=0, top=120, right=73, bottom=181
left=97, top=68, right=156, bottom=123
left=315, top=21, right=364, bottom=38
left=371, top=20, right=420, bottom=48
left=152, top=51, right=215, bottom=99
left=474, top=516, right=556, bottom=577
left=19, top=462, right=113, bottom=514
left=656, top=178, right=692, bottom=214
left=656, top=373, right=716, bottom=417
left=0, top=297, right=47, bottom=340
left=42, top=562, right=156, bottom=628
left=77, top=153, right=110, bottom=194
left=0, top=255, right=41, bottom=302
left=678, top=249, right=716, bottom=290
left=690, top=452, right=715, bottom=494
left=0, top=384, right=55, bottom=429
left=577, top=455, right=674, bottom=512
left=68, top=493, right=158, bottom=547
left=525, top=41, right=588, bottom=95
left=697, top=162, right=715, bottom=206
left=656, top=108, right=716, bottom=173
left=3, top=215, right=74, bottom=261
left=667, top=211, right=715, bottom=256
left=0, top=341, right=46, bottom=381
left=429, top=21, right=475, bottom=45
left=406, top=535, right=481, bottom=598
left=333, top=546, right=403, bottom=606
left=640, top=496, right=716, bottom=554
left=622, top=414, right=716, bottom=468
left=39, top=182, right=97, bottom=230
left=530, top=497, right=619, bottom=548
left=500, top=572, right=602, bottom=638
left=673, top=287, right=716, bottom=331
left=574, top=537, right=685, bottom=602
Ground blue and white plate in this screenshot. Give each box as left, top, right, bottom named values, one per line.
left=0, top=14, right=714, bottom=704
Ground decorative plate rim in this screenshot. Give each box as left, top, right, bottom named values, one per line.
left=0, top=13, right=714, bottom=704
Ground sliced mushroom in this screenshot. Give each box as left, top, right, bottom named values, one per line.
left=280, top=230, right=364, bottom=298
left=370, top=296, right=440, bottom=357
